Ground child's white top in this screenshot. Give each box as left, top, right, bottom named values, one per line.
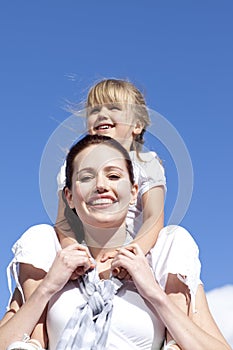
left=57, top=150, right=166, bottom=238
left=7, top=224, right=201, bottom=350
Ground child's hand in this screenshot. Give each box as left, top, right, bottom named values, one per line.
left=100, top=250, right=118, bottom=262
left=100, top=250, right=130, bottom=280
left=112, top=266, right=131, bottom=280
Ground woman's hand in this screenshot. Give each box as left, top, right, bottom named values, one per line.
left=111, top=244, right=158, bottom=300
left=43, top=243, right=95, bottom=295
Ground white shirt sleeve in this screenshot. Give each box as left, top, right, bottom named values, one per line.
left=6, top=224, right=60, bottom=307
left=150, top=225, right=202, bottom=311
left=134, top=151, right=167, bottom=198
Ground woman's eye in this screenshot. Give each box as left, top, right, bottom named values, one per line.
left=108, top=174, right=121, bottom=180
left=79, top=175, right=94, bottom=182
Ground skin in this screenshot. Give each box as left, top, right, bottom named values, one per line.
left=0, top=142, right=231, bottom=350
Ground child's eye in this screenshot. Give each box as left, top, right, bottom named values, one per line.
left=108, top=104, right=121, bottom=111
left=89, top=107, right=100, bottom=114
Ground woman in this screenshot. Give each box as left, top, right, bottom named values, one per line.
left=1, top=135, right=231, bottom=350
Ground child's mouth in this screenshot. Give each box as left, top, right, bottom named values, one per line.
left=95, top=123, right=115, bottom=131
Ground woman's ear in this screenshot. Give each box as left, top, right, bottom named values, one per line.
left=130, top=184, right=138, bottom=205
left=64, top=187, right=75, bottom=209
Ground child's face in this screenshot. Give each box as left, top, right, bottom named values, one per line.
left=86, top=103, right=142, bottom=151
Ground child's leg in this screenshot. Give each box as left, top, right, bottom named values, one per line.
left=0, top=288, right=22, bottom=327
left=1, top=289, right=46, bottom=349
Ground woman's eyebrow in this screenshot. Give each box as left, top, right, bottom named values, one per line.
left=76, top=167, right=95, bottom=175
left=76, top=165, right=125, bottom=176
left=104, top=165, right=125, bottom=172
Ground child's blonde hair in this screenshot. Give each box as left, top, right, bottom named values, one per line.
left=86, top=79, right=151, bottom=154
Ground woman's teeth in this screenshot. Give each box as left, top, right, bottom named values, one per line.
left=90, top=198, right=114, bottom=205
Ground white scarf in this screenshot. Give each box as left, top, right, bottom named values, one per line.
left=56, top=268, right=123, bottom=350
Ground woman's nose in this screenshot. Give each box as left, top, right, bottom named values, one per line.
left=95, top=175, right=109, bottom=193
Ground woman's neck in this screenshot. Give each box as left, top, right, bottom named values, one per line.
left=84, top=223, right=127, bottom=261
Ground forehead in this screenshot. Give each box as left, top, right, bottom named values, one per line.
left=87, top=86, right=135, bottom=107
left=73, top=144, right=127, bottom=171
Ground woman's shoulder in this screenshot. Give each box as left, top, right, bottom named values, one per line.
left=150, top=225, right=201, bottom=301
left=11, top=224, right=60, bottom=272
left=13, top=224, right=58, bottom=246
left=151, top=225, right=200, bottom=263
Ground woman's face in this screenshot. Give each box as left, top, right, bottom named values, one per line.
left=66, top=144, right=137, bottom=229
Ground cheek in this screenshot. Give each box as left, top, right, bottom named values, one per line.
left=72, top=183, right=88, bottom=204
left=116, top=180, right=132, bottom=203
left=86, top=116, right=95, bottom=131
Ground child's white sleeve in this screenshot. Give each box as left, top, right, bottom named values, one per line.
left=137, top=152, right=167, bottom=198
left=57, top=161, right=66, bottom=192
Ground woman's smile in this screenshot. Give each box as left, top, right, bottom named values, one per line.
left=87, top=195, right=118, bottom=208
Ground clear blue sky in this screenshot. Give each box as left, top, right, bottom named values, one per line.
left=1, top=1, right=233, bottom=317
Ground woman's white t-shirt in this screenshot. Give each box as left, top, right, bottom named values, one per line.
left=7, top=224, right=201, bottom=350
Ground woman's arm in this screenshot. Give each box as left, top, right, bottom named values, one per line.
left=111, top=244, right=231, bottom=350
left=0, top=243, right=94, bottom=350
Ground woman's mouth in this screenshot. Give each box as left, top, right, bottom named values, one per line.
left=87, top=197, right=117, bottom=208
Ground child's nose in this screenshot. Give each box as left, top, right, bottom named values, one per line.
left=98, top=106, right=109, bottom=118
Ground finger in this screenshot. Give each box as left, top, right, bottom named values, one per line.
left=117, top=268, right=129, bottom=280
left=119, top=244, right=144, bottom=257
left=124, top=272, right=132, bottom=281
left=112, top=267, right=121, bottom=276
left=64, top=243, right=92, bottom=257
left=100, top=251, right=117, bottom=262
left=116, top=247, right=136, bottom=259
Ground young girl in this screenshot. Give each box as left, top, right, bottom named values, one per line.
left=55, top=79, right=166, bottom=269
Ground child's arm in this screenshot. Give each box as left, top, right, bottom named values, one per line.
left=132, top=185, right=164, bottom=254
left=0, top=266, right=48, bottom=350
left=105, top=186, right=164, bottom=279
left=55, top=190, right=84, bottom=244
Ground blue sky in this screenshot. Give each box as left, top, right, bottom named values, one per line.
left=1, top=1, right=233, bottom=318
